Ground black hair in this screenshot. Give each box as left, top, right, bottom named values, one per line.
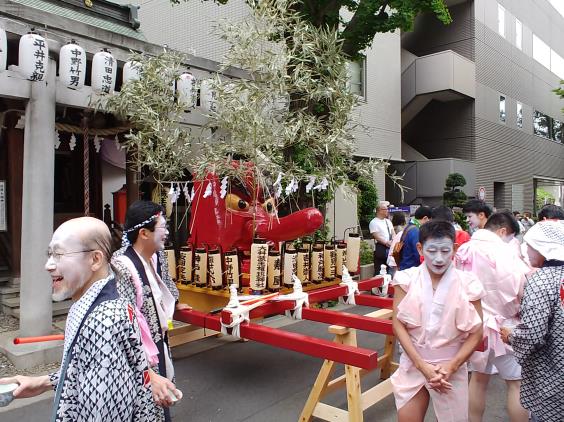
left=538, top=204, right=564, bottom=220
left=391, top=212, right=407, bottom=227
left=462, top=199, right=493, bottom=218
left=124, top=200, right=165, bottom=245
left=484, top=211, right=520, bottom=235
left=419, top=220, right=456, bottom=244
left=414, top=206, right=433, bottom=220
left=431, top=205, right=454, bottom=223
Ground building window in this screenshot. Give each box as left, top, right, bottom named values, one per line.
left=498, top=4, right=505, bottom=37
left=516, top=102, right=523, bottom=128
left=533, top=110, right=550, bottom=139
left=533, top=34, right=551, bottom=70
left=499, top=95, right=506, bottom=122
left=515, top=19, right=522, bottom=50
left=550, top=50, right=564, bottom=80
left=347, top=59, right=365, bottom=98
left=553, top=119, right=563, bottom=143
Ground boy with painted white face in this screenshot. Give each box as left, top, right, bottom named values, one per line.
left=462, top=200, right=493, bottom=231
left=391, top=221, right=485, bottom=422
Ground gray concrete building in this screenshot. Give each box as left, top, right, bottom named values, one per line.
left=397, top=0, right=564, bottom=211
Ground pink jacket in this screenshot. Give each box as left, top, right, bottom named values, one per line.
left=455, top=230, right=530, bottom=366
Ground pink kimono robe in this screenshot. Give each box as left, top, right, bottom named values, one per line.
left=455, top=229, right=530, bottom=372
left=391, top=264, right=484, bottom=421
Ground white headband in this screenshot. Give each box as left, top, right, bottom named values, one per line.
left=523, top=220, right=564, bottom=261
left=121, top=212, right=162, bottom=248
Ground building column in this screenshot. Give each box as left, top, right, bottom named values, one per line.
left=19, top=58, right=56, bottom=337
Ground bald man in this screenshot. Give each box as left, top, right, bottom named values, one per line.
left=0, top=217, right=154, bottom=421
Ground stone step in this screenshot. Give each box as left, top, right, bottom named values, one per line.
left=1, top=298, right=72, bottom=318
left=13, top=300, right=73, bottom=318
left=0, top=285, right=20, bottom=295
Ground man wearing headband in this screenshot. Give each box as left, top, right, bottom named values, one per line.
left=113, top=201, right=187, bottom=422
left=501, top=220, right=564, bottom=422
left=0, top=217, right=153, bottom=420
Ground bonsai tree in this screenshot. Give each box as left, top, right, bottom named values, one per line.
left=443, top=173, right=467, bottom=208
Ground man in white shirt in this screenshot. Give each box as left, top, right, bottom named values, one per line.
left=369, top=201, right=395, bottom=273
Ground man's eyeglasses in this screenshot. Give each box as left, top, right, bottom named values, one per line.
left=46, top=249, right=95, bottom=262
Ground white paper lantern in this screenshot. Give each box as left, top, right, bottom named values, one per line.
left=199, top=79, right=218, bottom=113
left=19, top=31, right=48, bottom=81
left=176, top=71, right=195, bottom=109
left=0, top=27, right=7, bottom=72
left=91, top=49, right=116, bottom=95
left=59, top=40, right=86, bottom=89
left=123, top=60, right=141, bottom=84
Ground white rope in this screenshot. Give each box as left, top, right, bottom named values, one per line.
left=339, top=266, right=359, bottom=305
left=273, top=275, right=309, bottom=320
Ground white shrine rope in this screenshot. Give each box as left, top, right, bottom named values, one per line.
left=339, top=277, right=359, bottom=305
left=272, top=275, right=309, bottom=320
left=220, top=307, right=250, bottom=339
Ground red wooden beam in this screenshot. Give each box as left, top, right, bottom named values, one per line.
left=306, top=276, right=384, bottom=304
left=175, top=309, right=379, bottom=369
left=301, top=308, right=394, bottom=336
left=354, top=294, right=394, bottom=309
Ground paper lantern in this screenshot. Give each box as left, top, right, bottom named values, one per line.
left=0, top=27, right=7, bottom=72
left=179, top=245, right=193, bottom=285
left=164, top=247, right=177, bottom=281
left=176, top=71, right=195, bottom=109
left=208, top=249, right=223, bottom=289
left=335, top=243, right=347, bottom=277
left=19, top=31, right=48, bottom=81
left=310, top=245, right=324, bottom=283
left=123, top=60, right=141, bottom=84
left=199, top=79, right=218, bottom=113
left=59, top=40, right=85, bottom=89
left=323, top=244, right=336, bottom=281
left=346, top=233, right=361, bottom=273
left=283, top=244, right=297, bottom=288
left=91, top=48, right=116, bottom=95
left=296, top=248, right=310, bottom=284
left=224, top=250, right=240, bottom=289
left=267, top=250, right=281, bottom=291
left=250, top=238, right=268, bottom=292
left=194, top=248, right=208, bottom=287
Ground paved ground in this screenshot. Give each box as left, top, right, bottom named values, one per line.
left=1, top=305, right=510, bottom=421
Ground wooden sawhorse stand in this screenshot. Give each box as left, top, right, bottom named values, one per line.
left=299, top=308, right=397, bottom=422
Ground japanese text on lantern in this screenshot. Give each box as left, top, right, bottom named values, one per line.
left=256, top=246, right=267, bottom=289
left=30, top=38, right=46, bottom=81
left=69, top=48, right=83, bottom=87
left=101, top=55, right=114, bottom=94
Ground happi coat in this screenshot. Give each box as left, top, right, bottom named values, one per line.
left=510, top=261, right=564, bottom=421
left=113, top=247, right=179, bottom=422
left=455, top=229, right=530, bottom=371
left=48, top=274, right=153, bottom=422
left=391, top=264, right=484, bottom=421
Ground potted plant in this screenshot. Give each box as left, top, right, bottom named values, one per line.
left=359, top=240, right=374, bottom=280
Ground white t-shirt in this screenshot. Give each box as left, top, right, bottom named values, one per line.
left=369, top=217, right=394, bottom=244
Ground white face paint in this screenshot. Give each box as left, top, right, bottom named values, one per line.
left=422, top=237, right=454, bottom=277
left=465, top=212, right=481, bottom=230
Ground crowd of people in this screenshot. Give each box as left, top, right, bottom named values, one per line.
left=369, top=201, right=564, bottom=421
left=0, top=199, right=561, bottom=421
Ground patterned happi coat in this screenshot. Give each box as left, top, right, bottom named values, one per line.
left=511, top=261, right=564, bottom=422
left=48, top=275, right=154, bottom=422
left=112, top=248, right=179, bottom=422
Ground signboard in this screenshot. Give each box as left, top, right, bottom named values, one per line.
left=478, top=186, right=486, bottom=201
left=389, top=206, right=410, bottom=214
left=0, top=181, right=6, bottom=232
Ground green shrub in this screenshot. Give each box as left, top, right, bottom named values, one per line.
left=359, top=240, right=373, bottom=265
left=357, top=178, right=378, bottom=229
